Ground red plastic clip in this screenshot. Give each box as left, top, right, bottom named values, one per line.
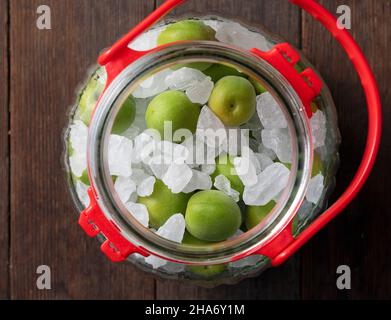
left=79, top=188, right=149, bottom=262
left=251, top=43, right=323, bottom=118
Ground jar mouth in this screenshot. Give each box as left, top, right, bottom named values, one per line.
left=88, top=41, right=312, bottom=264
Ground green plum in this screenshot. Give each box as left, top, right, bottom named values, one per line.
left=311, top=101, right=319, bottom=113
left=211, top=154, right=244, bottom=195
left=282, top=151, right=323, bottom=178
left=312, top=151, right=323, bottom=177
left=145, top=91, right=201, bottom=141
left=75, top=68, right=105, bottom=126
left=208, top=76, right=256, bottom=126
left=182, top=231, right=211, bottom=246
left=204, top=64, right=244, bottom=83
left=158, top=20, right=216, bottom=71
left=138, top=180, right=192, bottom=229
left=111, top=95, right=136, bottom=135
left=249, top=77, right=267, bottom=94
left=185, top=190, right=242, bottom=242
left=80, top=169, right=90, bottom=186
left=245, top=201, right=276, bottom=230
left=187, top=264, right=226, bottom=278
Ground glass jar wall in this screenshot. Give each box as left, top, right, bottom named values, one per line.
left=64, top=16, right=340, bottom=286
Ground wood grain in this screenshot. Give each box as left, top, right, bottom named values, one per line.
left=3, top=0, right=390, bottom=299
left=155, top=0, right=302, bottom=300
left=0, top=0, right=10, bottom=300
left=300, top=0, right=391, bottom=299
left=9, top=0, right=156, bottom=299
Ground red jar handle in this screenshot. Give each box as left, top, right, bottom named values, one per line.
left=90, top=0, right=381, bottom=264
left=269, top=0, right=382, bottom=265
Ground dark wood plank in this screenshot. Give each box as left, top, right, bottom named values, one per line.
left=10, top=0, right=156, bottom=299
left=0, top=0, right=10, bottom=300
left=155, top=0, right=302, bottom=299
left=300, top=0, right=391, bottom=299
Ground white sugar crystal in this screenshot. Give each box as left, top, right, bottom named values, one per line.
left=243, top=162, right=290, bottom=206
left=214, top=174, right=240, bottom=202
left=128, top=27, right=164, bottom=51
left=69, top=120, right=88, bottom=154
left=145, top=214, right=186, bottom=269
left=157, top=214, right=186, bottom=243
left=182, top=135, right=205, bottom=166
left=183, top=169, right=212, bottom=193
left=132, top=69, right=171, bottom=99
left=76, top=181, right=90, bottom=208
left=148, top=155, right=169, bottom=179
left=137, top=176, right=156, bottom=197
left=234, top=146, right=260, bottom=187
left=223, top=128, right=250, bottom=157
left=306, top=174, right=324, bottom=204
left=69, top=153, right=87, bottom=178
left=261, top=128, right=292, bottom=163
left=131, top=168, right=150, bottom=185
left=161, top=262, right=186, bottom=274
left=69, top=120, right=88, bottom=177
left=201, top=163, right=216, bottom=175
left=256, top=92, right=287, bottom=129
left=310, top=110, right=327, bottom=149
left=214, top=21, right=270, bottom=51
left=108, top=135, right=133, bottom=177
left=297, top=200, right=314, bottom=221
left=197, top=106, right=227, bottom=149
left=132, top=131, right=158, bottom=164
left=124, top=202, right=149, bottom=228
left=162, top=163, right=193, bottom=193
left=186, top=77, right=214, bottom=104
left=258, top=143, right=277, bottom=160
left=114, top=176, right=137, bottom=203
left=157, top=140, right=189, bottom=165
left=229, top=255, right=263, bottom=269
left=166, top=67, right=207, bottom=91
left=255, top=152, right=274, bottom=171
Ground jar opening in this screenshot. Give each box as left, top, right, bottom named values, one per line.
left=88, top=42, right=312, bottom=264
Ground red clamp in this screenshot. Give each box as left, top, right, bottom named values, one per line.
left=251, top=43, right=323, bottom=118
left=79, top=188, right=149, bottom=262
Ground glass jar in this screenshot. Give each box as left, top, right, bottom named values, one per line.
left=64, top=15, right=340, bottom=287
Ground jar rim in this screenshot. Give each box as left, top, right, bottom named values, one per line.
left=87, top=41, right=313, bottom=264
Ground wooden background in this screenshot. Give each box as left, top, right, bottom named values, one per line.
left=0, top=0, right=390, bottom=300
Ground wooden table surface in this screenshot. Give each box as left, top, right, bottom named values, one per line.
left=0, top=0, right=390, bottom=300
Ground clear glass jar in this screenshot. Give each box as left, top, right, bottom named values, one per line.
left=64, top=16, right=340, bottom=286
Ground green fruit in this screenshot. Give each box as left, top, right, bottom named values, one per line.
left=146, top=91, right=201, bottom=141
left=111, top=96, right=136, bottom=135
left=311, top=102, right=319, bottom=113
left=204, top=64, right=244, bottom=83
left=312, top=151, right=323, bottom=177
left=158, top=20, right=216, bottom=45
left=187, top=264, right=226, bottom=278
left=208, top=76, right=256, bottom=126
left=80, top=169, right=90, bottom=186
left=282, top=152, right=323, bottom=178
left=158, top=20, right=216, bottom=71
left=245, top=201, right=276, bottom=230
left=75, top=68, right=105, bottom=126
left=182, top=231, right=211, bottom=246
left=138, top=180, right=191, bottom=228
left=212, top=154, right=244, bottom=195
left=292, top=216, right=299, bottom=235
left=185, top=190, right=242, bottom=242
left=249, top=77, right=267, bottom=94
